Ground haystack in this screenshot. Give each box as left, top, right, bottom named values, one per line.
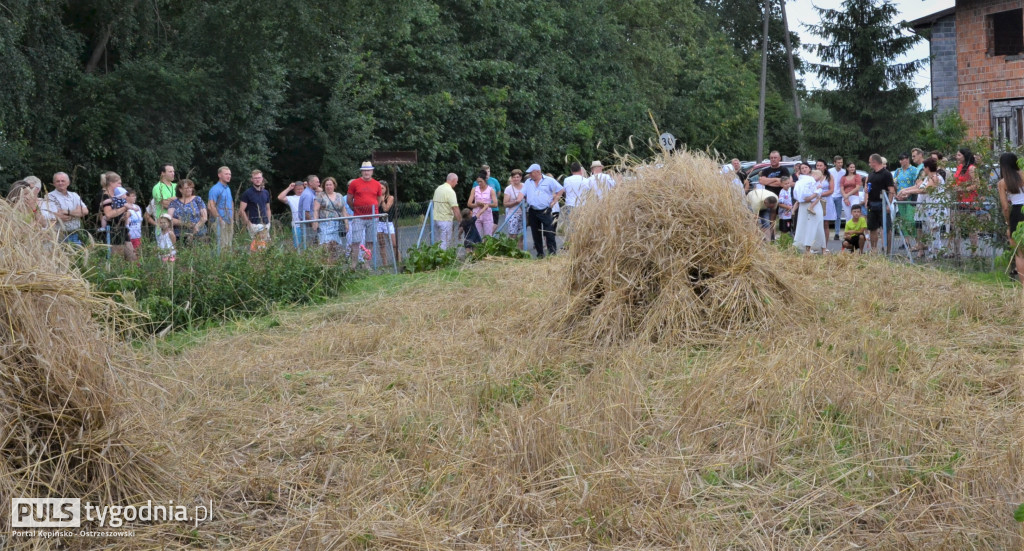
left=0, top=200, right=165, bottom=533
left=561, top=149, right=797, bottom=345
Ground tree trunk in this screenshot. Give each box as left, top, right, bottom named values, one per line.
left=84, top=25, right=113, bottom=74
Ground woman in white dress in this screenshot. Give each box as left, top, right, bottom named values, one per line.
left=794, top=170, right=827, bottom=253
left=816, top=160, right=837, bottom=241
left=897, top=157, right=945, bottom=256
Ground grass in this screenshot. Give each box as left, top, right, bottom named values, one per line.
left=97, top=252, right=1024, bottom=550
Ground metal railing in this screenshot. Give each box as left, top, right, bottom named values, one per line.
left=881, top=191, right=1005, bottom=268
left=293, top=210, right=400, bottom=274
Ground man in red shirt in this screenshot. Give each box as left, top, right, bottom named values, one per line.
left=347, top=161, right=384, bottom=268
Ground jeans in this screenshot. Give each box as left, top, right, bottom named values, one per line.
left=832, top=196, right=844, bottom=232
left=527, top=207, right=557, bottom=257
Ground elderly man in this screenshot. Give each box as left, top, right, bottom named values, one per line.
left=432, top=173, right=461, bottom=250
left=523, top=163, right=563, bottom=258
left=208, top=166, right=234, bottom=251
left=347, top=161, right=384, bottom=268
left=45, top=172, right=88, bottom=244
left=588, top=160, right=614, bottom=198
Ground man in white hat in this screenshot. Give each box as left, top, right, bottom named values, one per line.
left=588, top=160, right=615, bottom=199
left=522, top=163, right=563, bottom=258
left=347, top=161, right=384, bottom=268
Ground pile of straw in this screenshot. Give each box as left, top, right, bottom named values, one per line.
left=562, top=149, right=795, bottom=345
left=0, top=200, right=165, bottom=535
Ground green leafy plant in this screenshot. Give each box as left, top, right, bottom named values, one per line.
left=81, top=241, right=356, bottom=334
left=469, top=235, right=530, bottom=262
left=403, top=242, right=457, bottom=273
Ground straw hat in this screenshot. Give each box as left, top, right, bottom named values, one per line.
left=591, top=160, right=604, bottom=169
left=359, top=161, right=374, bottom=171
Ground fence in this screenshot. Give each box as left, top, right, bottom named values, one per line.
left=881, top=191, right=1007, bottom=271
left=416, top=201, right=531, bottom=250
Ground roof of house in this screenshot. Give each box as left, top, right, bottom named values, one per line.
left=908, top=7, right=956, bottom=31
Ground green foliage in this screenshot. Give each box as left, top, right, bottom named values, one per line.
left=805, top=0, right=926, bottom=162
left=2, top=0, right=766, bottom=200
left=404, top=242, right=457, bottom=273
left=82, top=242, right=355, bottom=333
left=918, top=111, right=969, bottom=155
left=1014, top=503, right=1024, bottom=523
left=469, top=235, right=530, bottom=262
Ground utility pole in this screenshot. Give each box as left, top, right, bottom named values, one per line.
left=780, top=0, right=804, bottom=153
left=756, top=0, right=771, bottom=161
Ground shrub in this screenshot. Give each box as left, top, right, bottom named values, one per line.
left=82, top=242, right=356, bottom=333
left=403, top=242, right=457, bottom=273
left=469, top=235, right=531, bottom=261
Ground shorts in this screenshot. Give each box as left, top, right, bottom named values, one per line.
left=1009, top=204, right=1024, bottom=237
left=757, top=208, right=771, bottom=229
left=843, top=234, right=863, bottom=250
left=377, top=221, right=395, bottom=234
left=866, top=202, right=884, bottom=231
left=778, top=219, right=793, bottom=233
left=348, top=217, right=374, bottom=245
left=130, top=238, right=141, bottom=250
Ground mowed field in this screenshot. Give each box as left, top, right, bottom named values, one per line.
left=116, top=253, right=1024, bottom=550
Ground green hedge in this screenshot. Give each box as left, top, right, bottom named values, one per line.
left=82, top=242, right=356, bottom=333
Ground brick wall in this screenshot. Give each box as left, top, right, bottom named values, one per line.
left=931, top=15, right=959, bottom=116
left=956, top=0, right=1024, bottom=139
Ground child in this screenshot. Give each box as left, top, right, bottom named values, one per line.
left=157, top=213, right=177, bottom=261
left=777, top=177, right=795, bottom=234
left=248, top=223, right=270, bottom=252
left=803, top=170, right=824, bottom=215
left=842, top=205, right=867, bottom=253
left=458, top=208, right=482, bottom=248
left=126, top=188, right=143, bottom=252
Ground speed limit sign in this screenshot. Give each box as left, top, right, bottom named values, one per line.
left=659, top=132, right=676, bottom=150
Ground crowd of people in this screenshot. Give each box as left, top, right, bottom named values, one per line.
left=6, top=161, right=402, bottom=269
left=729, top=148, right=1024, bottom=282
left=6, top=149, right=1022, bottom=283
left=429, top=160, right=614, bottom=259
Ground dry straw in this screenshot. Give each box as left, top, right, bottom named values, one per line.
left=561, top=148, right=798, bottom=345
left=0, top=199, right=168, bottom=538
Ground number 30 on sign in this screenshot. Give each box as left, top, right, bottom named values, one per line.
left=659, top=133, right=676, bottom=150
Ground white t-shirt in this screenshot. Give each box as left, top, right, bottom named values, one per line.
left=828, top=168, right=845, bottom=197
left=588, top=173, right=615, bottom=198
left=127, top=205, right=143, bottom=239
left=46, top=190, right=85, bottom=231
left=562, top=174, right=591, bottom=208
left=286, top=195, right=301, bottom=228
left=778, top=188, right=793, bottom=219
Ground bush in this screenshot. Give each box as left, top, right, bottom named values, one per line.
left=403, top=242, right=457, bottom=273
left=469, top=235, right=531, bottom=262
left=81, top=242, right=356, bottom=333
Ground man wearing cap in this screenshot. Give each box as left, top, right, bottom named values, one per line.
left=432, top=173, right=462, bottom=250
left=588, top=160, right=615, bottom=199
left=46, top=172, right=88, bottom=245
left=238, top=169, right=271, bottom=239
left=208, top=166, right=234, bottom=251
left=523, top=163, right=563, bottom=258
left=347, top=161, right=384, bottom=268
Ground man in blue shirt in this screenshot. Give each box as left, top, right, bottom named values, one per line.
left=522, top=163, right=563, bottom=258
left=298, top=174, right=320, bottom=247
left=208, top=166, right=235, bottom=251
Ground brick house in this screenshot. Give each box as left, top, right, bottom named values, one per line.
left=911, top=2, right=1024, bottom=147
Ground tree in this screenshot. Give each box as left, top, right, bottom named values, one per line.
left=804, top=0, right=926, bottom=162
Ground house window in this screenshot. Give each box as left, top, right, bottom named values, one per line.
left=989, top=9, right=1024, bottom=56
left=991, top=98, right=1024, bottom=148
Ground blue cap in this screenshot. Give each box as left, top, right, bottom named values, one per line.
left=526, top=163, right=542, bottom=173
